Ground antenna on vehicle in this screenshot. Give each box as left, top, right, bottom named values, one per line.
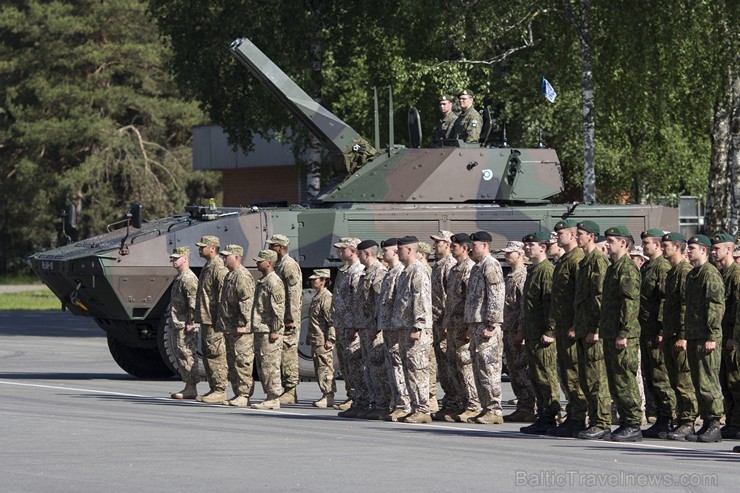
left=373, top=87, right=380, bottom=150
left=388, top=85, right=394, bottom=150
left=500, top=123, right=510, bottom=148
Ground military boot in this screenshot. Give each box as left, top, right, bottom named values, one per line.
left=251, top=397, right=280, bottom=410
left=473, top=412, right=504, bottom=425
left=401, top=411, right=432, bottom=424
left=170, top=382, right=198, bottom=400
left=227, top=395, right=250, bottom=407
left=666, top=421, right=695, bottom=441
left=695, top=419, right=722, bottom=443
left=384, top=408, right=411, bottom=422
left=333, top=398, right=353, bottom=411
left=642, top=416, right=672, bottom=439
left=721, top=425, right=740, bottom=439
left=520, top=417, right=557, bottom=435
left=337, top=406, right=361, bottom=418
left=278, top=387, right=297, bottom=404
left=313, top=393, right=335, bottom=408
left=504, top=409, right=537, bottom=423
left=428, top=399, right=439, bottom=413
left=611, top=424, right=643, bottom=442
left=197, top=390, right=227, bottom=404
left=685, top=421, right=709, bottom=442
left=578, top=426, right=612, bottom=440
left=549, top=418, right=575, bottom=437
left=570, top=420, right=587, bottom=438
left=365, top=408, right=387, bottom=420
left=455, top=409, right=482, bottom=423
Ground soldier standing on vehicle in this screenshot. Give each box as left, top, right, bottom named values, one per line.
left=464, top=231, right=505, bottom=424
left=267, top=234, right=303, bottom=405
left=250, top=249, right=286, bottom=410
left=307, top=269, right=336, bottom=408
left=454, top=90, right=482, bottom=143
left=432, top=94, right=458, bottom=144
left=217, top=244, right=256, bottom=407
left=168, top=246, right=200, bottom=400
left=193, top=236, right=229, bottom=404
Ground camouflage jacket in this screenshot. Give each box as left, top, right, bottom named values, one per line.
left=194, top=256, right=228, bottom=325
left=275, top=254, right=302, bottom=327
left=377, top=262, right=404, bottom=330
left=600, top=254, right=641, bottom=340
left=309, top=288, right=335, bottom=345
left=333, top=260, right=364, bottom=330
left=573, top=248, right=609, bottom=337
left=431, top=254, right=457, bottom=324
left=548, top=247, right=583, bottom=332
left=522, top=260, right=554, bottom=340
left=170, top=268, right=198, bottom=330
left=217, top=265, right=255, bottom=333
left=454, top=106, right=482, bottom=143
left=391, top=261, right=432, bottom=330
left=432, top=111, right=458, bottom=142
left=638, top=256, right=670, bottom=338
left=502, top=265, right=526, bottom=333
left=355, top=261, right=387, bottom=330
left=721, top=263, right=740, bottom=341
left=663, top=260, right=693, bottom=340
left=464, top=254, right=505, bottom=326
left=685, top=262, right=724, bottom=341
left=251, top=271, right=285, bottom=334
left=443, top=257, right=475, bottom=328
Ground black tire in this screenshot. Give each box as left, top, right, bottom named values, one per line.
left=156, top=316, right=204, bottom=378
left=106, top=335, right=175, bottom=378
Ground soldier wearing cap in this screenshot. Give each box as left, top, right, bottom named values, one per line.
left=266, top=234, right=303, bottom=405
left=430, top=230, right=458, bottom=420
left=661, top=232, right=700, bottom=440
left=250, top=249, right=286, bottom=410
left=711, top=233, right=740, bottom=439
left=193, top=236, right=229, bottom=404
left=629, top=245, right=649, bottom=269
left=330, top=237, right=359, bottom=410
left=599, top=225, right=643, bottom=441
left=355, top=239, right=389, bottom=419
left=432, top=94, right=458, bottom=144
left=574, top=220, right=613, bottom=440
left=682, top=234, right=725, bottom=442
left=217, top=244, right=256, bottom=407
left=499, top=240, right=537, bottom=424
left=638, top=229, right=676, bottom=438
left=417, top=242, right=433, bottom=276
left=464, top=231, right=506, bottom=424
left=307, top=269, right=336, bottom=408
left=454, top=89, right=482, bottom=143
left=547, top=231, right=564, bottom=262
left=391, top=235, right=433, bottom=423
left=167, top=246, right=200, bottom=399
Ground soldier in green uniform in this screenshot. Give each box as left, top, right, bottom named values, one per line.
left=683, top=234, right=725, bottom=442
left=453, top=89, right=482, bottom=143
left=168, top=246, right=200, bottom=400
left=518, top=232, right=560, bottom=435
left=711, top=233, right=740, bottom=439
left=662, top=233, right=700, bottom=440
left=600, top=226, right=643, bottom=442
left=432, top=95, right=458, bottom=144
left=307, top=269, right=336, bottom=408
left=639, top=229, right=676, bottom=438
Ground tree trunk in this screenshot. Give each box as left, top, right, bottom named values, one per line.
left=730, top=61, right=739, bottom=235
left=579, top=0, right=596, bottom=204
left=704, top=67, right=732, bottom=235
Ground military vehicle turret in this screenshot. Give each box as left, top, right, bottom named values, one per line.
left=29, top=37, right=677, bottom=379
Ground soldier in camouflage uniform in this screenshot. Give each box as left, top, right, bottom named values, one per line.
left=574, top=221, right=613, bottom=440
left=432, top=94, right=458, bottom=144
left=168, top=247, right=200, bottom=399
left=217, top=244, right=256, bottom=407
left=267, top=234, right=303, bottom=405
left=500, top=240, right=537, bottom=423
left=519, top=232, right=560, bottom=435
left=464, top=231, right=505, bottom=424
left=392, top=236, right=433, bottom=424
left=454, top=89, right=482, bottom=143
left=331, top=240, right=355, bottom=410
left=430, top=230, right=458, bottom=420
left=307, top=269, right=336, bottom=408
left=683, top=234, right=725, bottom=442
left=194, top=236, right=229, bottom=404
left=600, top=226, right=643, bottom=442
left=711, top=233, right=740, bottom=440
left=662, top=233, right=700, bottom=440
left=356, top=239, right=389, bottom=419
left=417, top=240, right=435, bottom=408
left=250, top=249, right=286, bottom=410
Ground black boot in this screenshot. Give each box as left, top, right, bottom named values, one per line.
left=612, top=424, right=643, bottom=442
left=685, top=421, right=708, bottom=442
left=520, top=417, right=557, bottom=435
left=578, top=425, right=612, bottom=440
left=667, top=421, right=695, bottom=441
left=570, top=420, right=587, bottom=438
left=696, top=419, right=722, bottom=443
left=642, top=416, right=672, bottom=439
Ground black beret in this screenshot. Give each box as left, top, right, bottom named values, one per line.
left=470, top=231, right=492, bottom=242
left=451, top=233, right=471, bottom=244
left=397, top=235, right=419, bottom=246
left=357, top=239, right=379, bottom=250
left=595, top=235, right=606, bottom=243
left=380, top=237, right=398, bottom=248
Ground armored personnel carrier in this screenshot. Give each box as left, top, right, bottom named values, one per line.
left=29, top=37, right=677, bottom=379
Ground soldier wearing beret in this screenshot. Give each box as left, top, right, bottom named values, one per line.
left=168, top=246, right=200, bottom=400
left=453, top=89, right=482, bottom=143
left=432, top=94, right=458, bottom=144
left=682, top=234, right=725, bottom=442
left=307, top=269, right=336, bottom=408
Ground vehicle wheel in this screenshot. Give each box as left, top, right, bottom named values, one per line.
left=156, top=316, right=205, bottom=379
left=106, top=334, right=175, bottom=378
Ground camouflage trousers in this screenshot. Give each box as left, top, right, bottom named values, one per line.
left=687, top=338, right=724, bottom=420
left=469, top=323, right=503, bottom=415
left=401, top=327, right=432, bottom=414
left=254, top=332, right=283, bottom=399
left=576, top=336, right=611, bottom=429
left=721, top=345, right=740, bottom=427
left=174, top=326, right=200, bottom=384
left=433, top=323, right=454, bottom=402
left=311, top=344, right=336, bottom=395
left=503, top=328, right=536, bottom=413
left=429, top=332, right=437, bottom=400
left=555, top=327, right=587, bottom=421
left=603, top=338, right=642, bottom=425
left=335, top=329, right=353, bottom=400
left=281, top=330, right=299, bottom=390
left=223, top=331, right=254, bottom=397
left=201, top=324, right=227, bottom=392
left=525, top=339, right=561, bottom=418
left=449, top=326, right=480, bottom=412
left=339, top=329, right=367, bottom=408
left=640, top=336, right=676, bottom=419
left=662, top=336, right=698, bottom=422
left=384, top=330, right=411, bottom=412
left=360, top=329, right=389, bottom=410
left=442, top=326, right=464, bottom=409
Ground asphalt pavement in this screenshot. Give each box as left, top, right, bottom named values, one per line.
left=1, top=311, right=738, bottom=492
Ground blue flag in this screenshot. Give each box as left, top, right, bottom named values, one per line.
left=542, top=76, right=557, bottom=103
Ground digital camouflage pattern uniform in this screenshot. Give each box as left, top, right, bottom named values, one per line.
left=334, top=260, right=365, bottom=403
left=453, top=106, right=482, bottom=143
left=431, top=253, right=457, bottom=408
left=170, top=267, right=200, bottom=385
left=378, top=262, right=408, bottom=412
left=195, top=254, right=228, bottom=393
left=308, top=288, right=336, bottom=395
left=356, top=260, right=389, bottom=411
left=251, top=271, right=286, bottom=399
left=719, top=261, right=740, bottom=428
left=217, top=264, right=256, bottom=398
left=274, top=254, right=303, bottom=392
left=464, top=254, right=505, bottom=416
left=432, top=110, right=458, bottom=142
left=600, top=253, right=642, bottom=425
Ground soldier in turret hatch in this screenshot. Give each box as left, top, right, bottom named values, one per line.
left=432, top=94, right=457, bottom=144
left=453, top=89, right=482, bottom=143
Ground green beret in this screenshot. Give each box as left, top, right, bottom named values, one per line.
left=661, top=232, right=686, bottom=244
left=576, top=220, right=600, bottom=235
left=438, top=94, right=453, bottom=103
left=457, top=89, right=475, bottom=98
left=522, top=231, right=550, bottom=243
left=688, top=234, right=711, bottom=247
left=554, top=219, right=578, bottom=231
left=640, top=228, right=665, bottom=239
left=711, top=233, right=735, bottom=245
left=604, top=225, right=631, bottom=238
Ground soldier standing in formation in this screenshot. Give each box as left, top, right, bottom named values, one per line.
left=454, top=90, right=482, bottom=143
left=307, top=269, right=336, bottom=408
left=168, top=246, right=200, bottom=400
left=431, top=95, right=458, bottom=144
